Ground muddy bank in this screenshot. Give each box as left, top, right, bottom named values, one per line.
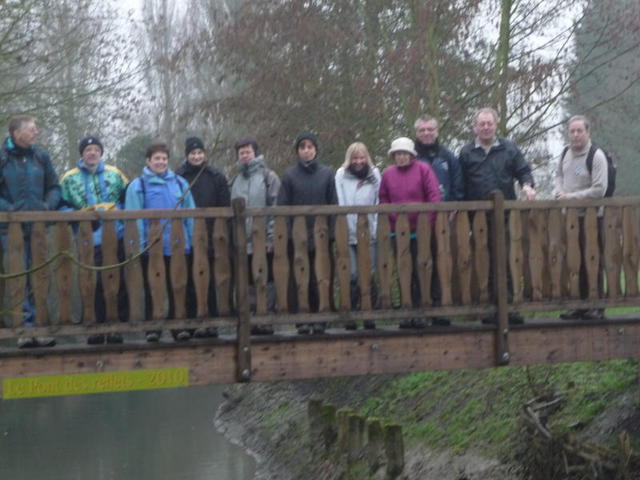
left=215, top=378, right=523, bottom=479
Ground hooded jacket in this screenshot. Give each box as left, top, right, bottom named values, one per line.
left=0, top=137, right=60, bottom=212
left=230, top=155, right=280, bottom=252
left=277, top=158, right=338, bottom=250
left=60, top=159, right=129, bottom=245
left=335, top=165, right=380, bottom=244
left=124, top=166, right=195, bottom=255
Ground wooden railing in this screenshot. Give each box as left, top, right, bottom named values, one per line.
left=1, top=194, right=639, bottom=377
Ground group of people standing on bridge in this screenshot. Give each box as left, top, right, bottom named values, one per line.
left=0, top=107, right=609, bottom=348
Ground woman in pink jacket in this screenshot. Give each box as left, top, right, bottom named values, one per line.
left=379, top=137, right=441, bottom=328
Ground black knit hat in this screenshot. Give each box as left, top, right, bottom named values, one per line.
left=185, top=137, right=205, bottom=156
left=78, top=136, right=103, bottom=155
left=294, top=133, right=318, bottom=152
left=234, top=137, right=259, bottom=156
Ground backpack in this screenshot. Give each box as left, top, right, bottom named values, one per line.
left=561, top=143, right=616, bottom=197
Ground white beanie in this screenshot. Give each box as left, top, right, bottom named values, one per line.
left=388, top=137, right=417, bottom=158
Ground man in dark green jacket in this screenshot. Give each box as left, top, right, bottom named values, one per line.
left=0, top=115, right=60, bottom=348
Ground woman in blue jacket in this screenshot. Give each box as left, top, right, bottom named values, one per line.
left=124, top=141, right=196, bottom=342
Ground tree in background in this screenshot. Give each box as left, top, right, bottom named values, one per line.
left=0, top=0, right=138, bottom=172
left=566, top=0, right=640, bottom=195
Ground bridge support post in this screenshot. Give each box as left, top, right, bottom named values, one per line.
left=491, top=191, right=510, bottom=365
left=233, top=198, right=252, bottom=381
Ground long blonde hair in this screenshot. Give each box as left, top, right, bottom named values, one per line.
left=341, top=142, right=374, bottom=170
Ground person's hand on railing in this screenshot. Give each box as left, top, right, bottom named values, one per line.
left=522, top=184, right=536, bottom=201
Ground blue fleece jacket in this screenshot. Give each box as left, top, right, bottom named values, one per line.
left=124, top=166, right=195, bottom=255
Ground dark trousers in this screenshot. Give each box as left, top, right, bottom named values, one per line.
left=94, top=241, right=129, bottom=324
left=141, top=254, right=196, bottom=321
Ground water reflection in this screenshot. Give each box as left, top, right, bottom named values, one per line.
left=0, top=386, right=255, bottom=480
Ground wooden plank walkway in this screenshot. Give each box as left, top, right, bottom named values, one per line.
left=2, top=316, right=640, bottom=397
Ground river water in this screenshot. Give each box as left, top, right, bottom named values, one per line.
left=0, top=386, right=256, bottom=480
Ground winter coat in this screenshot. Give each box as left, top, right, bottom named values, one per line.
left=458, top=138, right=534, bottom=201
left=0, top=137, right=60, bottom=213
left=230, top=155, right=280, bottom=252
left=124, top=166, right=195, bottom=255
left=60, top=159, right=129, bottom=246
left=335, top=165, right=380, bottom=244
left=415, top=139, right=464, bottom=201
left=175, top=161, right=230, bottom=208
left=379, top=159, right=441, bottom=232
left=277, top=159, right=338, bottom=250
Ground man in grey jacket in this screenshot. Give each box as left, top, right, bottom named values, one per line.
left=230, top=137, right=280, bottom=334
left=556, top=115, right=608, bottom=321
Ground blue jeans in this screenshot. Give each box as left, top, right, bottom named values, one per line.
left=1, top=232, right=35, bottom=327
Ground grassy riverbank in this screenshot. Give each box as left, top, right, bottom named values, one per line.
left=217, top=360, right=640, bottom=479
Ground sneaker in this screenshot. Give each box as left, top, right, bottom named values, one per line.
left=559, top=309, right=587, bottom=320
left=582, top=309, right=605, bottom=321
left=35, top=337, right=56, bottom=347
left=297, top=324, right=311, bottom=335
left=87, top=334, right=105, bottom=345
left=106, top=333, right=123, bottom=344
left=363, top=320, right=376, bottom=330
left=174, top=330, right=192, bottom=342
left=311, top=323, right=326, bottom=334
left=431, top=317, right=451, bottom=326
left=17, top=337, right=36, bottom=349
left=145, top=331, right=161, bottom=342
left=344, top=321, right=357, bottom=331
left=194, top=327, right=219, bottom=338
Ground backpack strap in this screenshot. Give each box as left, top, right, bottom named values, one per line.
left=584, top=144, right=598, bottom=174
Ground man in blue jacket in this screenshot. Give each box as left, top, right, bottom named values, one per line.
left=0, top=115, right=60, bottom=348
left=414, top=115, right=463, bottom=327
left=414, top=115, right=463, bottom=202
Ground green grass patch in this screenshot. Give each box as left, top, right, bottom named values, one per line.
left=358, top=360, right=639, bottom=456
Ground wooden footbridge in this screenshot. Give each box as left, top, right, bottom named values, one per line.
left=1, top=193, right=640, bottom=398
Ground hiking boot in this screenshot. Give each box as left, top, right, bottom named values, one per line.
left=311, top=323, right=326, bottom=334
left=17, top=337, right=37, bottom=349
left=106, top=333, right=123, bottom=344
left=173, top=330, right=192, bottom=341
left=87, top=334, right=105, bottom=345
left=363, top=320, right=376, bottom=330
left=35, top=337, right=56, bottom=347
left=145, top=331, right=161, bottom=342
left=411, top=318, right=427, bottom=329
left=251, top=324, right=274, bottom=335
left=431, top=317, right=451, bottom=326
left=194, top=327, right=218, bottom=338
left=399, top=318, right=413, bottom=329
left=482, top=314, right=525, bottom=325
left=344, top=321, right=357, bottom=331
left=582, top=308, right=605, bottom=321
left=559, top=309, right=587, bottom=320
left=297, top=324, right=311, bottom=335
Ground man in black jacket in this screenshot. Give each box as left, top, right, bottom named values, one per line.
left=458, top=108, right=536, bottom=325
left=175, top=137, right=230, bottom=339
left=458, top=108, right=536, bottom=202
left=277, top=133, right=338, bottom=334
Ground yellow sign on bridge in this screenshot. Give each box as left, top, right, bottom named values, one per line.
left=2, top=368, right=189, bottom=399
